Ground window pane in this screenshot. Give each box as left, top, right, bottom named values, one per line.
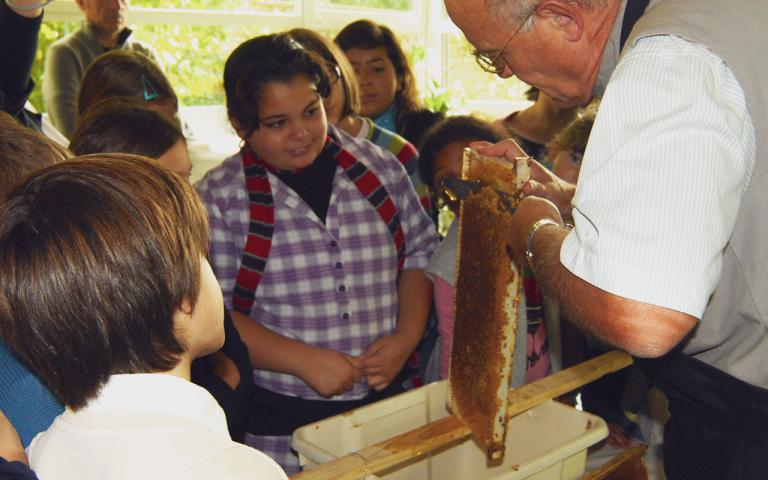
left=130, top=0, right=295, bottom=13
left=444, top=34, right=529, bottom=103
left=33, top=22, right=271, bottom=110
left=135, top=24, right=276, bottom=106
left=316, top=0, right=413, bottom=11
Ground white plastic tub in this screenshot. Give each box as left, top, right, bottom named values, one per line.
left=292, top=380, right=607, bottom=480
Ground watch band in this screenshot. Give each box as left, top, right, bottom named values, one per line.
left=524, top=219, right=561, bottom=267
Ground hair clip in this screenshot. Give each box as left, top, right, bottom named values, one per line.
left=141, top=74, right=159, bottom=101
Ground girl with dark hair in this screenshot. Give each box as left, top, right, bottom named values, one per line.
left=196, top=33, right=437, bottom=473
left=69, top=99, right=190, bottom=179
left=334, top=19, right=443, bottom=147
left=420, top=116, right=552, bottom=384
left=287, top=28, right=431, bottom=211
left=77, top=50, right=179, bottom=124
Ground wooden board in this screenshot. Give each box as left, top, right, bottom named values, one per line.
left=584, top=444, right=649, bottom=480
left=291, top=350, right=633, bottom=480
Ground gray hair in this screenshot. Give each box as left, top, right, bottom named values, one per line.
left=486, top=0, right=609, bottom=31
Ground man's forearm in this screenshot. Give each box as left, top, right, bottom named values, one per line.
left=531, top=226, right=697, bottom=358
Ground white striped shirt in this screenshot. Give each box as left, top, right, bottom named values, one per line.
left=561, top=34, right=756, bottom=318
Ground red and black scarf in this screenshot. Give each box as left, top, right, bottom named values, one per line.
left=233, top=136, right=406, bottom=315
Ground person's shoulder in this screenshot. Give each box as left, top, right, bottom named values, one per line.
left=46, top=28, right=81, bottom=54
left=409, top=108, right=444, bottom=123
left=402, top=108, right=444, bottom=131
left=370, top=122, right=415, bottom=152
left=194, top=153, right=245, bottom=198
left=623, top=34, right=721, bottom=66
left=400, top=108, right=445, bottom=146
left=48, top=24, right=89, bottom=52
left=185, top=442, right=288, bottom=480
left=332, top=125, right=404, bottom=176
left=125, top=36, right=158, bottom=59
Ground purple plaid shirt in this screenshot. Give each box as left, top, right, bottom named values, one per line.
left=196, top=127, right=437, bottom=401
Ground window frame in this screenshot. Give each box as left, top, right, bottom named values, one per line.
left=43, top=0, right=526, bottom=116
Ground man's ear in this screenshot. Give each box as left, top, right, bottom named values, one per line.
left=535, top=0, right=584, bottom=42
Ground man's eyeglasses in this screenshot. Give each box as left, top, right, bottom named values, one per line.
left=474, top=14, right=532, bottom=75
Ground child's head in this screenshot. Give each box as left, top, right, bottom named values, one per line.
left=288, top=28, right=361, bottom=126
left=224, top=33, right=330, bottom=171
left=334, top=20, right=419, bottom=120
left=0, top=155, right=222, bottom=410
left=78, top=50, right=179, bottom=123
left=548, top=104, right=597, bottom=184
left=0, top=112, right=71, bottom=200
left=419, top=115, right=503, bottom=211
left=69, top=99, right=191, bottom=180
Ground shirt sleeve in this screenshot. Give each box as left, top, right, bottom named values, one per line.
left=195, top=169, right=243, bottom=310
left=42, top=42, right=79, bottom=138
left=0, top=458, right=40, bottom=480
left=382, top=148, right=438, bottom=271
left=0, top=1, right=41, bottom=117
left=561, top=35, right=755, bottom=318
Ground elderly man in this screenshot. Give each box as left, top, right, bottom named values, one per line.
left=445, top=0, right=767, bottom=478
left=43, top=0, right=157, bottom=137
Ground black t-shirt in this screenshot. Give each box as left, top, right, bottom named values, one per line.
left=276, top=144, right=337, bottom=223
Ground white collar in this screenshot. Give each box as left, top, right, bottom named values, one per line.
left=59, top=374, right=229, bottom=439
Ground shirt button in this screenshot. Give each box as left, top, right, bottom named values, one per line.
left=338, top=285, right=346, bottom=292
left=335, top=262, right=343, bottom=269
left=342, top=313, right=350, bottom=320
left=330, top=241, right=337, bottom=247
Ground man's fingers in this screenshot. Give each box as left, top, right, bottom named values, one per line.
left=523, top=179, right=545, bottom=196
left=473, top=138, right=526, bottom=160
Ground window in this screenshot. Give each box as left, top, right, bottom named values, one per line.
left=36, top=0, right=530, bottom=118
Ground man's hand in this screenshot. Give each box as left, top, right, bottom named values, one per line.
left=472, top=140, right=576, bottom=219
left=354, top=332, right=415, bottom=391
left=471, top=138, right=527, bottom=162
left=298, top=347, right=362, bottom=399
left=523, top=159, right=577, bottom=220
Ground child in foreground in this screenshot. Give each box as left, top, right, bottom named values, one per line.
left=0, top=155, right=287, bottom=480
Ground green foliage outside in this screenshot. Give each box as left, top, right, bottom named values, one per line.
left=317, top=0, right=410, bottom=9
left=28, top=0, right=525, bottom=116
left=132, top=0, right=293, bottom=13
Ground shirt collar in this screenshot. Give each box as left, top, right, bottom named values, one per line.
left=372, top=104, right=397, bottom=133
left=593, top=0, right=627, bottom=98
left=60, top=374, right=229, bottom=438
left=82, top=21, right=133, bottom=50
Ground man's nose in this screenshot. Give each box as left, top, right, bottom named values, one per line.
left=498, top=63, right=515, bottom=79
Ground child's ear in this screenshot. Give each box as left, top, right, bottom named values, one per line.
left=180, top=298, right=193, bottom=315
left=229, top=116, right=250, bottom=139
